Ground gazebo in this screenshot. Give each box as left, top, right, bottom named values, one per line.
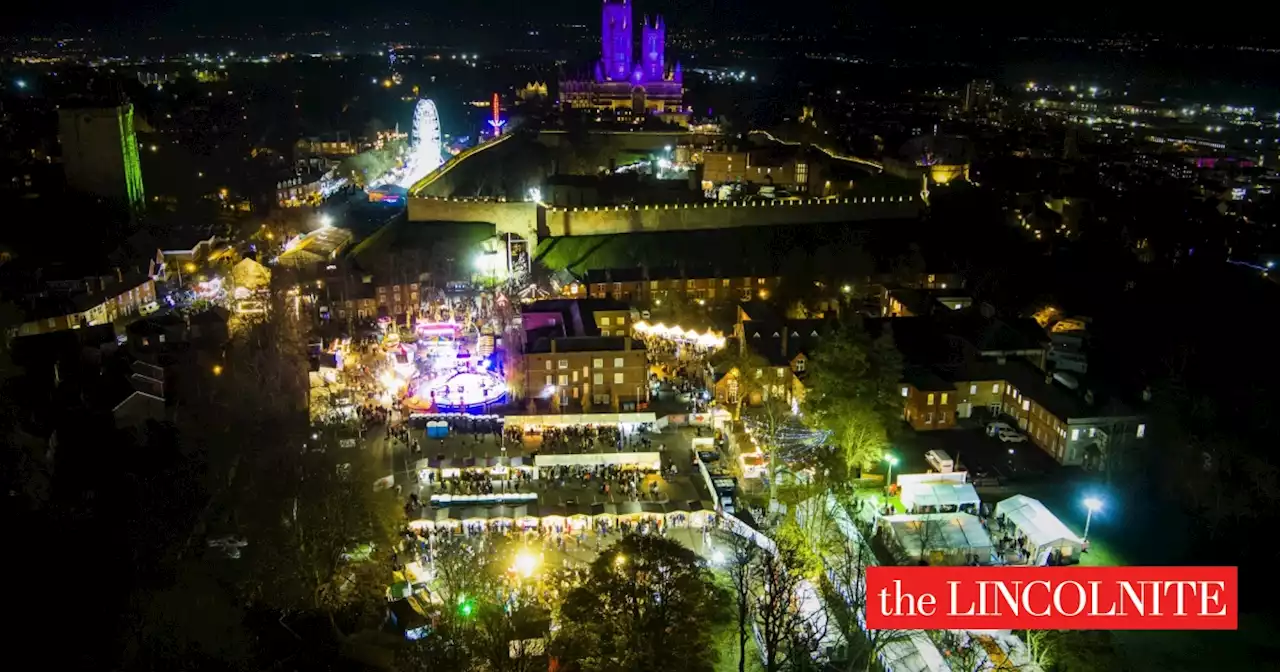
left=993, top=495, right=1084, bottom=565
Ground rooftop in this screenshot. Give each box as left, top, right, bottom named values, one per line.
left=527, top=336, right=645, bottom=354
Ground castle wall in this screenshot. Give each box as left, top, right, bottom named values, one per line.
left=543, top=196, right=922, bottom=236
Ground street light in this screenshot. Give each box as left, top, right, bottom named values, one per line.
left=884, top=453, right=899, bottom=487
left=318, top=213, right=334, bottom=228
left=1083, top=497, right=1103, bottom=541
left=513, top=550, right=539, bottom=578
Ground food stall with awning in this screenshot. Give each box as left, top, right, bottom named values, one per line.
left=640, top=502, right=667, bottom=524
left=513, top=504, right=540, bottom=530
left=617, top=502, right=644, bottom=521
left=540, top=504, right=567, bottom=532
left=488, top=506, right=515, bottom=530
left=533, top=451, right=662, bottom=471
left=664, top=501, right=690, bottom=527
left=566, top=504, right=592, bottom=531
left=434, top=508, right=460, bottom=532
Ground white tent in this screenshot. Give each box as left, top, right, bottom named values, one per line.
left=883, top=513, right=994, bottom=565
left=900, top=481, right=980, bottom=513
left=994, top=494, right=1084, bottom=564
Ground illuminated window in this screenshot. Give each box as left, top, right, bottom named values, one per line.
left=970, top=384, right=977, bottom=394
left=776, top=368, right=785, bottom=378
left=613, top=357, right=624, bottom=368
left=558, top=374, right=568, bottom=385
left=992, top=383, right=1001, bottom=394
left=545, top=361, right=552, bottom=370
left=594, top=373, right=603, bottom=385
left=1071, top=429, right=1079, bottom=441
left=545, top=375, right=552, bottom=386
left=795, top=359, right=806, bottom=373
left=558, top=360, right=568, bottom=369
left=600, top=317, right=611, bottom=326
left=1021, top=399, right=1030, bottom=411
left=1137, top=423, right=1146, bottom=438
left=940, top=393, right=949, bottom=404
left=614, top=372, right=624, bottom=384
left=593, top=358, right=604, bottom=368
left=927, top=393, right=935, bottom=405
left=722, top=278, right=730, bottom=287
left=901, top=387, right=909, bottom=398
left=925, top=412, right=933, bottom=424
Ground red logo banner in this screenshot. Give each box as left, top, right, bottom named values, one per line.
left=865, top=566, right=1237, bottom=630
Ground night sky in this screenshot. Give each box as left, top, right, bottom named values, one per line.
left=8, top=0, right=1271, bottom=40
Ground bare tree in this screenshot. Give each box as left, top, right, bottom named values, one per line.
left=725, top=531, right=759, bottom=672
left=751, top=538, right=811, bottom=672
left=911, top=515, right=948, bottom=566
left=817, top=497, right=912, bottom=672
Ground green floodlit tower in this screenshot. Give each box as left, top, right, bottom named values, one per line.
left=58, top=103, right=146, bottom=212
left=119, top=105, right=145, bottom=209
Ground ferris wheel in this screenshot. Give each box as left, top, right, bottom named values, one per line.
left=413, top=99, right=441, bottom=160
left=401, top=99, right=443, bottom=188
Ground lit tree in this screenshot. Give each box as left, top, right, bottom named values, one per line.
left=803, top=316, right=903, bottom=479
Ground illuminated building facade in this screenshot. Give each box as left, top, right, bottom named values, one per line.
left=57, top=104, right=145, bottom=210
left=559, top=0, right=686, bottom=122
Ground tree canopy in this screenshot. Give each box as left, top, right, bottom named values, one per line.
left=553, top=534, right=729, bottom=672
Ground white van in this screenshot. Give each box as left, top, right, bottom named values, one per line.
left=925, top=450, right=954, bottom=473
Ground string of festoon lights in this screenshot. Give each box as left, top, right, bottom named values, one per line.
left=631, top=321, right=727, bottom=351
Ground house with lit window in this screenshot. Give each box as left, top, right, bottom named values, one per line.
left=713, top=305, right=829, bottom=408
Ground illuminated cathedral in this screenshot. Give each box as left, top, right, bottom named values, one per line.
left=558, top=0, right=687, bottom=123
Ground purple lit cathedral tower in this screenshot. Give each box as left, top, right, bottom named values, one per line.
left=641, top=14, right=664, bottom=82
left=562, top=0, right=685, bottom=121
left=601, top=0, right=633, bottom=82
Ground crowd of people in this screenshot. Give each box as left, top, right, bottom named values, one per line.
left=534, top=424, right=660, bottom=453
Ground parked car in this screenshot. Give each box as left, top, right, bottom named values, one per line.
left=997, top=430, right=1028, bottom=443
left=986, top=422, right=1015, bottom=436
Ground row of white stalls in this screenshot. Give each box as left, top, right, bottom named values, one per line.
left=414, top=451, right=664, bottom=484
left=407, top=500, right=718, bottom=533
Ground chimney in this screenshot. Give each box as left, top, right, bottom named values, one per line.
left=550, top=339, right=557, bottom=353
left=781, top=327, right=789, bottom=360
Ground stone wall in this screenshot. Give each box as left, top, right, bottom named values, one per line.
left=544, top=195, right=921, bottom=237
left=406, top=194, right=921, bottom=243
left=406, top=198, right=540, bottom=243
